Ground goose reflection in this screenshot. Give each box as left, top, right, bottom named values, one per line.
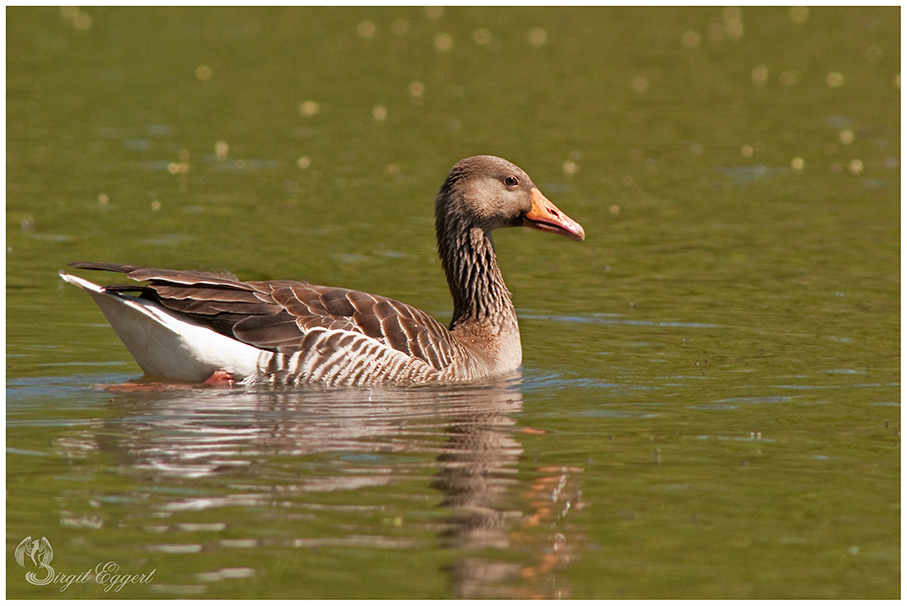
left=430, top=388, right=584, bottom=598
left=55, top=378, right=584, bottom=598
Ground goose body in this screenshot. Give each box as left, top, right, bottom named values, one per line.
left=61, top=156, right=584, bottom=387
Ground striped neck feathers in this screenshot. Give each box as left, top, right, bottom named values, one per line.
left=436, top=202, right=516, bottom=333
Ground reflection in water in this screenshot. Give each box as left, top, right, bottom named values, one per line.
left=433, top=393, right=585, bottom=598
left=53, top=378, right=584, bottom=598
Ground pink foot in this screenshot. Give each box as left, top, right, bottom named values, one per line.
left=203, top=370, right=236, bottom=387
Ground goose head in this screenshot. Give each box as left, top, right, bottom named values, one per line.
left=436, top=155, right=585, bottom=242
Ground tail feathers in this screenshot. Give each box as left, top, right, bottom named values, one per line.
left=60, top=272, right=261, bottom=382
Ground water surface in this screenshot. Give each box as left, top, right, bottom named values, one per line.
left=7, top=6, right=899, bottom=598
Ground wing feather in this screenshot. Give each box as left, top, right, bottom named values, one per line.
left=68, top=262, right=462, bottom=371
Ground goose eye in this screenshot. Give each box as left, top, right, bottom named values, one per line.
left=504, top=176, right=519, bottom=187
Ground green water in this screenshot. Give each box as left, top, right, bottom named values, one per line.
left=7, top=6, right=899, bottom=598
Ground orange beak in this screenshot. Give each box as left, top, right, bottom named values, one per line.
left=522, top=188, right=585, bottom=241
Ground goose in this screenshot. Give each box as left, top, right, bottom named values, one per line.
left=60, top=155, right=585, bottom=387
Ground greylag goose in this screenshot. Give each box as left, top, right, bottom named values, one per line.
left=60, top=155, right=585, bottom=387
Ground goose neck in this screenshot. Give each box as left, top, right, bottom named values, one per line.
left=438, top=224, right=516, bottom=332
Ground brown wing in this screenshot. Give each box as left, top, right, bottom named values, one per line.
left=67, top=262, right=459, bottom=371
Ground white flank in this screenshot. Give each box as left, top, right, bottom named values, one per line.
left=60, top=272, right=261, bottom=382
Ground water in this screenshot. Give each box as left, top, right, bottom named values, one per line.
left=6, top=6, right=899, bottom=598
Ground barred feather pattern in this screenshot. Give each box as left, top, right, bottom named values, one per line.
left=256, top=329, right=470, bottom=387
left=66, top=262, right=492, bottom=386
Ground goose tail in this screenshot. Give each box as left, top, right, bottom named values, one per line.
left=59, top=272, right=261, bottom=382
